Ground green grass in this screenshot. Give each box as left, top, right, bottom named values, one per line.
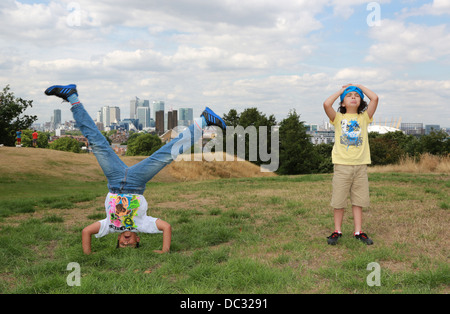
left=0, top=172, right=448, bottom=294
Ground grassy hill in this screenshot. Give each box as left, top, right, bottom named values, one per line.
left=0, top=147, right=276, bottom=182
left=0, top=146, right=448, bottom=294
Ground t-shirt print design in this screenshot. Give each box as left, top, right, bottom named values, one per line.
left=108, top=194, right=140, bottom=231
left=340, top=118, right=362, bottom=149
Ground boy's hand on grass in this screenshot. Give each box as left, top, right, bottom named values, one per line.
left=153, top=250, right=169, bottom=254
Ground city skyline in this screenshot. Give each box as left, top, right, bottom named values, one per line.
left=1, top=1, right=449, bottom=128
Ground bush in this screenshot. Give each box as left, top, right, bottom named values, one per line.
left=19, top=129, right=50, bottom=148
left=49, top=136, right=81, bottom=153
left=126, top=133, right=163, bottom=156
left=369, top=137, right=405, bottom=166
left=277, top=110, right=319, bottom=175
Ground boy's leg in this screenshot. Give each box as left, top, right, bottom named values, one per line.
left=333, top=208, right=345, bottom=233
left=126, top=118, right=205, bottom=187
left=126, top=107, right=226, bottom=190
left=71, top=103, right=128, bottom=182
left=45, top=84, right=127, bottom=189
left=350, top=165, right=370, bottom=233
left=352, top=206, right=362, bottom=233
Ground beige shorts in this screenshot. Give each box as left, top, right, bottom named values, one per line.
left=331, top=164, right=370, bottom=209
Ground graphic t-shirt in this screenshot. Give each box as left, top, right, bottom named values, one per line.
left=330, top=111, right=373, bottom=165
left=95, top=193, right=162, bottom=238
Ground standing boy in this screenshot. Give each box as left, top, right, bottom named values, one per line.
left=323, top=84, right=378, bottom=245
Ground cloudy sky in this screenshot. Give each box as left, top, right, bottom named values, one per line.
left=1, top=0, right=449, bottom=128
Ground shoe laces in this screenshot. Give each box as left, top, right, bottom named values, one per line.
left=328, top=232, right=341, bottom=239
left=355, top=232, right=368, bottom=238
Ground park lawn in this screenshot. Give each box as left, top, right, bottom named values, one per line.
left=0, top=168, right=448, bottom=294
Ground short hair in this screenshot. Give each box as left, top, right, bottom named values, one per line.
left=338, top=99, right=368, bottom=114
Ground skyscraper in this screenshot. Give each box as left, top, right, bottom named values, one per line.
left=168, top=110, right=178, bottom=130
left=101, top=106, right=110, bottom=127
left=53, top=109, right=61, bottom=129
left=178, top=108, right=193, bottom=127
left=130, top=97, right=150, bottom=120
left=155, top=110, right=164, bottom=135
left=110, top=106, right=120, bottom=125
left=99, top=106, right=121, bottom=127
left=137, top=106, right=150, bottom=129
left=152, top=101, right=164, bottom=122
left=130, top=97, right=138, bottom=120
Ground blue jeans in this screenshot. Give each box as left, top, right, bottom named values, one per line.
left=71, top=103, right=203, bottom=194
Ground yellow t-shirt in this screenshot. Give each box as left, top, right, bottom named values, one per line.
left=330, top=111, right=373, bottom=165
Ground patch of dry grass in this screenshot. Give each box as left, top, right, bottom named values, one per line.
left=0, top=147, right=276, bottom=183
left=369, top=153, right=450, bottom=174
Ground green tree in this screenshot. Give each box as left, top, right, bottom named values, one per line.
left=313, top=143, right=334, bottom=173
left=126, top=133, right=163, bottom=156
left=369, top=136, right=405, bottom=165
left=101, top=131, right=112, bottom=145
left=19, top=129, right=50, bottom=148
left=223, top=107, right=277, bottom=166
left=0, top=85, right=37, bottom=146
left=50, top=136, right=81, bottom=153
left=277, top=110, right=319, bottom=175
left=418, top=130, right=449, bottom=156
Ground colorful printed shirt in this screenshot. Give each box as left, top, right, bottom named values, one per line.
left=330, top=111, right=373, bottom=165
left=95, top=193, right=162, bottom=238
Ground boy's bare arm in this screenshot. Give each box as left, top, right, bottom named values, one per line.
left=355, top=84, right=379, bottom=118
left=82, top=222, right=101, bottom=255
left=323, top=85, right=349, bottom=122
left=154, top=219, right=172, bottom=254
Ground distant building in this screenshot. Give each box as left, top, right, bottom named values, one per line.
left=368, top=125, right=402, bottom=134
left=137, top=106, right=150, bottom=129
left=155, top=110, right=164, bottom=135
left=425, top=124, right=440, bottom=135
left=401, top=123, right=424, bottom=136
left=178, top=108, right=194, bottom=127
left=168, top=110, right=178, bottom=130
left=110, top=106, right=120, bottom=125
left=52, top=109, right=61, bottom=129
left=308, top=130, right=335, bottom=145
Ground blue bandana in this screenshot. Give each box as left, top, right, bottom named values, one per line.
left=340, top=86, right=364, bottom=102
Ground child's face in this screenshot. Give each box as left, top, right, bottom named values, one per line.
left=117, top=231, right=140, bottom=248
left=342, top=92, right=361, bottom=110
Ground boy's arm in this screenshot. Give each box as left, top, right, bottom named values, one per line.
left=154, top=219, right=172, bottom=254
left=355, top=84, right=379, bottom=119
left=82, top=222, right=101, bottom=255
left=323, top=85, right=349, bottom=122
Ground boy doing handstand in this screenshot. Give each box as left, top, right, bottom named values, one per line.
left=45, top=84, right=227, bottom=254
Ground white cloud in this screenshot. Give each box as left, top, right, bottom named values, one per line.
left=401, top=0, right=450, bottom=17
left=0, top=0, right=449, bottom=127
left=366, top=19, right=450, bottom=64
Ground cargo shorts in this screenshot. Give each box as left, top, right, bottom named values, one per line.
left=331, top=164, right=370, bottom=209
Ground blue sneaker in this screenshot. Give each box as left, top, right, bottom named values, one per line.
left=201, top=107, right=227, bottom=130
left=45, top=84, right=78, bottom=101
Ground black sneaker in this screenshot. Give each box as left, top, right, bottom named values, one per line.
left=327, top=231, right=342, bottom=245
left=44, top=84, right=78, bottom=101
left=201, top=107, right=227, bottom=130
left=354, top=232, right=374, bottom=245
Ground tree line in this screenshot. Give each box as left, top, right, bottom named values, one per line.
left=1, top=85, right=448, bottom=175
